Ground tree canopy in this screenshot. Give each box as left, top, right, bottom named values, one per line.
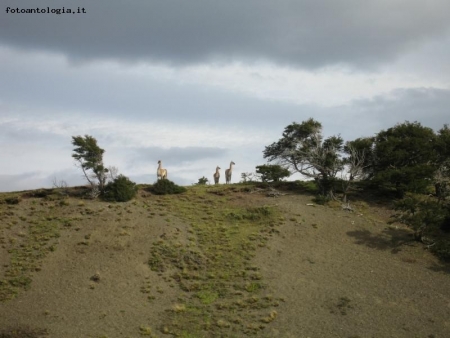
left=371, top=121, right=438, bottom=197
left=256, top=164, right=290, bottom=182
left=263, top=118, right=343, bottom=197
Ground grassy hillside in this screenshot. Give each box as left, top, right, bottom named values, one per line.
left=0, top=184, right=449, bottom=338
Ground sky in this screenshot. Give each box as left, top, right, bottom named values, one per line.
left=1, top=0, right=449, bottom=192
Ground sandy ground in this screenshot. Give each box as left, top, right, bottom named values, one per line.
left=257, top=194, right=450, bottom=338
left=1, top=190, right=449, bottom=338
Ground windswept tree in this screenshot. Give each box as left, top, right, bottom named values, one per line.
left=72, top=135, right=109, bottom=193
left=341, top=137, right=374, bottom=201
left=263, top=118, right=343, bottom=198
left=343, top=137, right=374, bottom=180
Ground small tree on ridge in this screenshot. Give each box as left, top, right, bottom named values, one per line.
left=263, top=118, right=343, bottom=198
left=72, top=135, right=109, bottom=193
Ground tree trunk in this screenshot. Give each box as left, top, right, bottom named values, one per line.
left=317, top=175, right=336, bottom=200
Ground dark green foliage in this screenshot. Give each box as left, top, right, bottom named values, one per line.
left=312, top=195, right=329, bottom=205
left=285, top=180, right=318, bottom=194
left=71, top=135, right=108, bottom=191
left=436, top=124, right=450, bottom=160
left=3, top=196, right=20, bottom=205
left=372, top=122, right=438, bottom=197
left=151, top=179, right=187, bottom=195
left=432, top=237, right=450, bottom=261
left=434, top=125, right=450, bottom=200
left=374, top=164, right=434, bottom=198
left=102, top=175, right=138, bottom=202
left=393, top=197, right=446, bottom=234
left=393, top=196, right=450, bottom=261
left=22, top=189, right=54, bottom=199
left=196, top=176, right=209, bottom=185
left=256, top=164, right=290, bottom=182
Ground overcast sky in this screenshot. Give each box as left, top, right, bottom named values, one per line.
left=1, top=0, right=449, bottom=192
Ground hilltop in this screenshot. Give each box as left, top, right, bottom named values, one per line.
left=0, top=184, right=449, bottom=338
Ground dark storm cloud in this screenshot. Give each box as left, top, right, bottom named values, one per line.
left=2, top=0, right=450, bottom=68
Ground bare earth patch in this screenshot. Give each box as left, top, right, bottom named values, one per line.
left=256, top=194, right=450, bottom=338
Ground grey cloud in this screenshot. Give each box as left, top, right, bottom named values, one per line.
left=0, top=172, right=46, bottom=192
left=0, top=121, right=68, bottom=146
left=2, top=1, right=450, bottom=68
left=0, top=56, right=304, bottom=128
left=350, top=87, right=450, bottom=133
left=46, top=168, right=88, bottom=188
left=131, top=146, right=227, bottom=167
left=261, top=87, right=450, bottom=143
left=296, top=87, right=450, bottom=143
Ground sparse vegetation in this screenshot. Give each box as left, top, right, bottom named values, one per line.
left=0, top=215, right=61, bottom=301
left=1, top=175, right=449, bottom=337
left=146, top=186, right=281, bottom=336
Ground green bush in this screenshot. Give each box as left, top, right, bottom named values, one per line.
left=431, top=236, right=450, bottom=261
left=393, top=196, right=450, bottom=261
left=312, top=194, right=329, bottom=205
left=151, top=179, right=187, bottom=195
left=196, top=176, right=209, bottom=185
left=3, top=196, right=20, bottom=205
left=102, top=175, right=138, bottom=202
left=255, top=164, right=290, bottom=182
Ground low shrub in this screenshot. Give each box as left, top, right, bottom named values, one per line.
left=3, top=196, right=20, bottom=205
left=312, top=195, right=329, bottom=205
left=431, top=236, right=450, bottom=261
left=255, top=164, right=290, bottom=182
left=196, top=176, right=209, bottom=185
left=24, top=189, right=54, bottom=198
left=102, top=175, right=138, bottom=202
left=151, top=179, right=187, bottom=195
left=393, top=196, right=450, bottom=261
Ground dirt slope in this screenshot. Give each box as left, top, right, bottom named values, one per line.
left=257, top=194, right=450, bottom=338
left=0, top=187, right=449, bottom=338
